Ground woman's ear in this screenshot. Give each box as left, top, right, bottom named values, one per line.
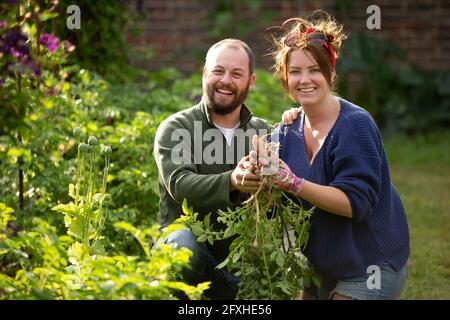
left=331, top=70, right=336, bottom=82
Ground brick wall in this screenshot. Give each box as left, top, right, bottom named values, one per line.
left=126, top=0, right=450, bottom=73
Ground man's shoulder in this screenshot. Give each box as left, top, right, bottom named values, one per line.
left=163, top=104, right=203, bottom=124
left=157, top=104, right=203, bottom=131
left=247, top=115, right=273, bottom=131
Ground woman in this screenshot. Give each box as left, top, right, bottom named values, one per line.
left=267, top=12, right=410, bottom=300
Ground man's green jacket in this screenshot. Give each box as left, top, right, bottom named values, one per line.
left=153, top=100, right=272, bottom=260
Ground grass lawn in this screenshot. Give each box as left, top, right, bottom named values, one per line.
left=384, top=130, right=450, bottom=299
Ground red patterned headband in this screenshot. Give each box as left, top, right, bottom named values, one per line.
left=283, top=27, right=336, bottom=68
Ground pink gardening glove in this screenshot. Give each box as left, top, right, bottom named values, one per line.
left=272, top=159, right=305, bottom=194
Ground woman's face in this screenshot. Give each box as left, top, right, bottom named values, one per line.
left=287, top=49, right=332, bottom=107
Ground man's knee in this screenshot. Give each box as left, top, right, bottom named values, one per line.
left=162, top=228, right=213, bottom=284
left=162, top=228, right=208, bottom=269
left=164, top=228, right=200, bottom=252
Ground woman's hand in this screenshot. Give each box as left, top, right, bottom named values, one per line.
left=272, top=159, right=305, bottom=194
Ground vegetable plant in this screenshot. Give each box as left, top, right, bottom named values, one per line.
left=179, top=136, right=319, bottom=299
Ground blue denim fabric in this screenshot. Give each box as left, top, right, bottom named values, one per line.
left=158, top=228, right=239, bottom=300
left=303, top=262, right=408, bottom=300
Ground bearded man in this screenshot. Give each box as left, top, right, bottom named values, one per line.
left=153, top=39, right=272, bottom=299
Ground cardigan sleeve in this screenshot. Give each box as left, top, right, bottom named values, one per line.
left=327, top=108, right=384, bottom=223
left=329, top=154, right=382, bottom=222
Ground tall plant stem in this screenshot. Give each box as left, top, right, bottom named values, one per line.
left=17, top=73, right=24, bottom=213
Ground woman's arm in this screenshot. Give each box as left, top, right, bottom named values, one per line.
left=297, top=181, right=352, bottom=218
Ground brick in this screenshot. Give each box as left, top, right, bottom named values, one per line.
left=126, top=0, right=449, bottom=71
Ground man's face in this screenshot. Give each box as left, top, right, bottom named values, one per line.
left=202, top=46, right=255, bottom=115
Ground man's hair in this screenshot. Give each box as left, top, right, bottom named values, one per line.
left=205, top=38, right=255, bottom=75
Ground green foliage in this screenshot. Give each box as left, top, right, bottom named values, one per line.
left=383, top=132, right=450, bottom=299
left=0, top=203, right=16, bottom=252
left=204, top=0, right=276, bottom=40
left=0, top=217, right=208, bottom=299
left=338, top=33, right=450, bottom=135
left=51, top=134, right=112, bottom=257
left=247, top=70, right=293, bottom=124
left=0, top=217, right=71, bottom=299
left=1, top=139, right=208, bottom=299
left=1, top=1, right=62, bottom=133
left=52, top=0, right=133, bottom=82
left=179, top=188, right=317, bottom=299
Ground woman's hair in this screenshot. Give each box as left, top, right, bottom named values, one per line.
left=270, top=11, right=348, bottom=94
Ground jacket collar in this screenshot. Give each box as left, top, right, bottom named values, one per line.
left=199, top=98, right=253, bottom=128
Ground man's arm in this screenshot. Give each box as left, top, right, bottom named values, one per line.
left=154, top=118, right=258, bottom=208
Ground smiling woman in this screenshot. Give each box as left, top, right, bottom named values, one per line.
left=262, top=11, right=411, bottom=300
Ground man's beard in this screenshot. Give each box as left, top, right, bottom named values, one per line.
left=204, top=80, right=250, bottom=115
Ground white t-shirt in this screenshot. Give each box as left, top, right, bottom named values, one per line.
left=214, top=121, right=240, bottom=146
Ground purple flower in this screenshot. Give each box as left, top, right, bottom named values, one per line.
left=30, top=62, right=41, bottom=77
left=63, top=40, right=75, bottom=53
left=39, top=33, right=59, bottom=52
left=1, top=29, right=29, bottom=59
left=0, top=21, right=7, bottom=29
left=20, top=56, right=41, bottom=77
left=10, top=48, right=21, bottom=58
left=4, top=29, right=28, bottom=50
left=45, top=87, right=56, bottom=96
left=10, top=44, right=29, bottom=58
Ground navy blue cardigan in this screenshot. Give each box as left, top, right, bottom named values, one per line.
left=276, top=98, right=410, bottom=279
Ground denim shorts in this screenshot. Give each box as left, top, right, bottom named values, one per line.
left=303, top=262, right=408, bottom=300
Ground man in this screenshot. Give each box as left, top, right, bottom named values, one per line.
left=153, top=39, right=272, bottom=299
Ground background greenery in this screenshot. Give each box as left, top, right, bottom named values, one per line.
left=1, top=1, right=448, bottom=299
left=385, top=132, right=450, bottom=299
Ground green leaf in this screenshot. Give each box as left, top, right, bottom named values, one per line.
left=68, top=219, right=83, bottom=239
left=69, top=184, right=76, bottom=199
left=114, top=221, right=138, bottom=235
left=91, top=241, right=106, bottom=255
left=39, top=11, right=59, bottom=22
left=303, top=275, right=311, bottom=289
left=182, top=199, right=192, bottom=215
left=207, top=234, right=214, bottom=245
left=204, top=213, right=210, bottom=227
left=216, top=256, right=230, bottom=269
left=197, top=234, right=208, bottom=242
left=223, top=226, right=234, bottom=239
left=232, top=246, right=245, bottom=264
left=275, top=253, right=285, bottom=268
left=190, top=224, right=203, bottom=236
left=0, top=203, right=14, bottom=215
left=312, top=275, right=321, bottom=288
left=51, top=203, right=79, bottom=217
left=280, top=281, right=292, bottom=295
left=232, top=252, right=240, bottom=264
left=7, top=147, right=32, bottom=164
left=165, top=223, right=188, bottom=235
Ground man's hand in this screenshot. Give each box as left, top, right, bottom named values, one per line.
left=230, top=155, right=262, bottom=193
left=281, top=107, right=302, bottom=125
